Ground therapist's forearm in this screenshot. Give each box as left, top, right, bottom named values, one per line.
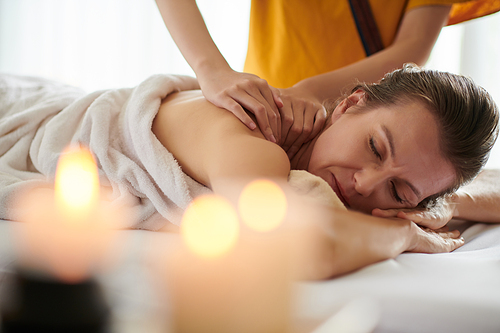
left=155, top=0, right=231, bottom=77
left=292, top=5, right=451, bottom=103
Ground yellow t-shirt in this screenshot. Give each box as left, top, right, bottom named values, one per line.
left=244, top=0, right=500, bottom=88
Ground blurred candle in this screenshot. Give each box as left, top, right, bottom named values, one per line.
left=181, top=194, right=239, bottom=259
left=238, top=179, right=287, bottom=232
left=54, top=145, right=100, bottom=225
left=13, top=145, right=122, bottom=283
left=2, top=145, right=122, bottom=332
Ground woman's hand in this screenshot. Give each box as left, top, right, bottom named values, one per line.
left=197, top=68, right=283, bottom=143
left=277, top=87, right=327, bottom=159
left=371, top=195, right=457, bottom=230
left=406, top=223, right=464, bottom=253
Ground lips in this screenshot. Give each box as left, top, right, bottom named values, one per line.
left=330, top=173, right=350, bottom=207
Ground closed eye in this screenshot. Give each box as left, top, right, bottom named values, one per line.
left=369, top=137, right=381, bottom=160
left=390, top=181, right=404, bottom=204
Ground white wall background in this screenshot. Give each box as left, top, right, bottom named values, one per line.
left=1, top=0, right=499, bottom=167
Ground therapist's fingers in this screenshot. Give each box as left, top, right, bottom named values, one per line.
left=307, top=106, right=327, bottom=142
left=285, top=102, right=318, bottom=160
left=216, top=93, right=258, bottom=131
left=227, top=88, right=278, bottom=143
left=281, top=100, right=305, bottom=154
left=279, top=98, right=294, bottom=146
left=234, top=76, right=281, bottom=141
left=257, top=84, right=282, bottom=142
left=279, top=97, right=326, bottom=159
left=240, top=86, right=281, bottom=143
left=271, top=87, right=284, bottom=109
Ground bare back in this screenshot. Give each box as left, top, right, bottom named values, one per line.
left=152, top=90, right=290, bottom=194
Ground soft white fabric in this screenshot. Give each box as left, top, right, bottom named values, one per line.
left=288, top=170, right=346, bottom=210
left=0, top=73, right=211, bottom=230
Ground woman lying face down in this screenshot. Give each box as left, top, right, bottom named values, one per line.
left=152, top=64, right=498, bottom=278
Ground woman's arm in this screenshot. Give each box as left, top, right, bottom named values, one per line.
left=453, top=169, right=500, bottom=223
left=152, top=91, right=463, bottom=279
left=154, top=0, right=282, bottom=142
left=284, top=5, right=452, bottom=104
left=297, top=208, right=462, bottom=280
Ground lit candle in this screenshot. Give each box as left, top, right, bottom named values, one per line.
left=13, top=145, right=121, bottom=282
left=2, top=145, right=122, bottom=332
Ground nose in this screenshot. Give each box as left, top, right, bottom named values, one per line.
left=353, top=168, right=387, bottom=197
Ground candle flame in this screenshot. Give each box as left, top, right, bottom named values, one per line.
left=181, top=195, right=239, bottom=259
left=13, top=145, right=124, bottom=283
left=238, top=179, right=287, bottom=232
left=54, top=145, right=100, bottom=224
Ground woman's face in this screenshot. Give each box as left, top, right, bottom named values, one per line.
left=307, top=90, right=456, bottom=214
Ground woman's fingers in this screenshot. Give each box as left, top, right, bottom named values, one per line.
left=399, top=210, right=451, bottom=229
left=371, top=208, right=399, bottom=218
left=438, top=230, right=464, bottom=251
left=397, top=211, right=425, bottom=223
left=408, top=223, right=464, bottom=253
left=372, top=206, right=451, bottom=230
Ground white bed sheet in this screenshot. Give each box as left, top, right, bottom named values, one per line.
left=1, top=219, right=499, bottom=333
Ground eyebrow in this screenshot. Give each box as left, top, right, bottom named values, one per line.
left=382, top=125, right=421, bottom=199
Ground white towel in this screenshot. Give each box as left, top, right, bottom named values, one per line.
left=0, top=73, right=210, bottom=230
left=288, top=170, right=346, bottom=210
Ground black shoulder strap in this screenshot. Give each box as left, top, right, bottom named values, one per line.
left=348, top=0, right=384, bottom=56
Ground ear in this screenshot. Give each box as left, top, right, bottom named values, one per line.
left=345, top=89, right=366, bottom=110
left=330, top=89, right=367, bottom=123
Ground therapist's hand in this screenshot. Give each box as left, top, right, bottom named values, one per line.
left=197, top=68, right=283, bottom=143
left=372, top=194, right=457, bottom=230
left=278, top=87, right=327, bottom=159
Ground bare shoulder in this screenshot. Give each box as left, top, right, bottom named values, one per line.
left=152, top=90, right=290, bottom=188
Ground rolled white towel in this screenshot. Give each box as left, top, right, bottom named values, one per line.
left=288, top=170, right=346, bottom=210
